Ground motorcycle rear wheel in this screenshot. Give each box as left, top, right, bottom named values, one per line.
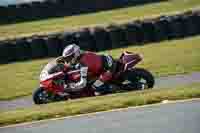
left=121, top=68, right=155, bottom=90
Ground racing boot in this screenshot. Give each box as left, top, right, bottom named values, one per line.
left=92, top=80, right=113, bottom=96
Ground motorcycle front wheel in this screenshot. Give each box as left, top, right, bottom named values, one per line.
left=33, top=87, right=64, bottom=104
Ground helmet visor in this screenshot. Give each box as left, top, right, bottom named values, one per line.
left=63, top=54, right=75, bottom=63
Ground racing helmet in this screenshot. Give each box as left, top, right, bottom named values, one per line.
left=62, top=44, right=80, bottom=64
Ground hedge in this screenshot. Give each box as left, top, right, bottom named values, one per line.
left=0, top=0, right=168, bottom=24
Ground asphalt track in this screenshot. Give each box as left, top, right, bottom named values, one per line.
left=0, top=72, right=200, bottom=111
left=1, top=99, right=200, bottom=133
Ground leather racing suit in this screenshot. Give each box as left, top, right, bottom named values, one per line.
left=70, top=51, right=117, bottom=94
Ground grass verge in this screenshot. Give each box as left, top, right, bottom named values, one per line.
left=0, top=0, right=200, bottom=40
left=0, top=35, right=200, bottom=100
left=0, top=83, right=200, bottom=127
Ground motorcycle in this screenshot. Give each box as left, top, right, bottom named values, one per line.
left=33, top=51, right=155, bottom=104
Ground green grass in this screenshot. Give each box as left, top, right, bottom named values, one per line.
left=0, top=83, right=200, bottom=127
left=0, top=36, right=200, bottom=100
left=0, top=0, right=200, bottom=40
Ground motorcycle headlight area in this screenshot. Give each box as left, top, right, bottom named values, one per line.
left=40, top=71, right=49, bottom=81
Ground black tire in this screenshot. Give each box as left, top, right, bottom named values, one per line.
left=33, top=87, right=67, bottom=104
left=90, top=27, right=112, bottom=51
left=33, top=87, right=53, bottom=104
left=29, top=37, right=48, bottom=59
left=122, top=68, right=155, bottom=90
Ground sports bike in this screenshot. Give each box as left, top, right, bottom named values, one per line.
left=33, top=51, right=155, bottom=104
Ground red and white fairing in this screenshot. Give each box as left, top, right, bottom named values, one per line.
left=119, top=51, right=143, bottom=71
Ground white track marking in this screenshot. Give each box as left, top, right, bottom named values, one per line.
left=1, top=98, right=200, bottom=129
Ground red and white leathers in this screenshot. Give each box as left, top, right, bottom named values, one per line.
left=70, top=51, right=116, bottom=92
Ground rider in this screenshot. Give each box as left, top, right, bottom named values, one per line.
left=62, top=44, right=117, bottom=95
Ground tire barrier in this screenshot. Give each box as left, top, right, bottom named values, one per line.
left=107, top=24, right=128, bottom=49
left=167, top=15, right=185, bottom=39
left=74, top=28, right=96, bottom=51
left=28, top=36, right=48, bottom=59
left=14, top=38, right=32, bottom=61
left=153, top=16, right=169, bottom=41
left=0, top=41, right=17, bottom=63
left=192, top=10, right=200, bottom=34
left=182, top=11, right=198, bottom=36
left=0, top=9, right=200, bottom=64
left=59, top=31, right=77, bottom=48
left=90, top=27, right=112, bottom=51
left=44, top=33, right=63, bottom=57
left=123, top=22, right=140, bottom=45
left=0, top=0, right=168, bottom=24
left=124, top=20, right=144, bottom=45
left=141, top=19, right=157, bottom=43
